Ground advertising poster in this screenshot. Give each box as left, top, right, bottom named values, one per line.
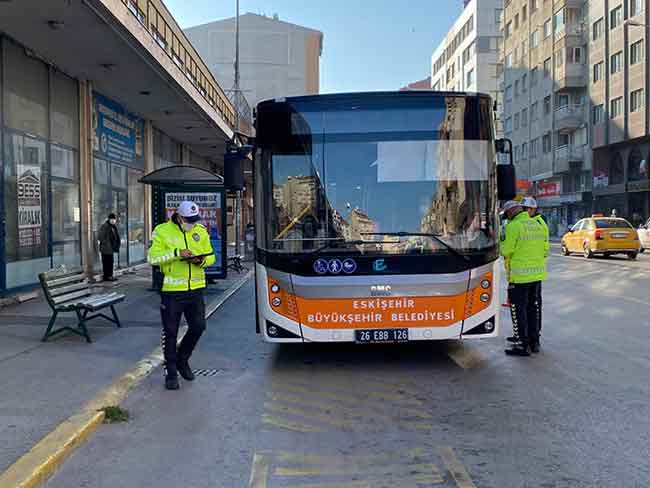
left=17, top=164, right=42, bottom=249
left=165, top=192, right=224, bottom=275
left=537, top=180, right=561, bottom=198
left=92, top=92, right=144, bottom=165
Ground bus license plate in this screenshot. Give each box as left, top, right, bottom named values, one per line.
left=355, top=329, right=409, bottom=344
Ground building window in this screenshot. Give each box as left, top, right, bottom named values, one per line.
left=544, top=19, right=552, bottom=38
left=531, top=101, right=539, bottom=120
left=543, top=133, right=552, bottom=153
left=522, top=142, right=528, bottom=159
left=593, top=18, right=604, bottom=40
left=506, top=21, right=512, bottom=38
left=557, top=132, right=570, bottom=147
left=610, top=96, right=623, bottom=118
left=522, top=5, right=528, bottom=21
left=514, top=146, right=520, bottom=163
left=568, top=47, right=583, bottom=64
left=631, top=0, right=644, bottom=17
left=593, top=61, right=604, bottom=82
left=610, top=153, right=625, bottom=184
left=522, top=74, right=528, bottom=92
left=555, top=49, right=564, bottom=68
left=521, top=40, right=528, bottom=58
left=611, top=51, right=623, bottom=74
left=506, top=85, right=513, bottom=101
left=531, top=138, right=538, bottom=158
left=515, top=80, right=520, bottom=97
left=628, top=148, right=644, bottom=181
left=505, top=117, right=513, bottom=132
left=531, top=67, right=538, bottom=85
left=631, top=40, right=645, bottom=65
left=554, top=8, right=565, bottom=33
left=631, top=88, right=645, bottom=112
left=544, top=95, right=552, bottom=115
left=531, top=0, right=538, bottom=13
left=593, top=104, right=605, bottom=124
left=515, top=113, right=520, bottom=130
left=557, top=93, right=570, bottom=108
left=544, top=57, right=552, bottom=76
left=610, top=5, right=623, bottom=29
left=506, top=52, right=513, bottom=68
left=515, top=13, right=520, bottom=30
left=531, top=30, right=539, bottom=48
left=522, top=108, right=528, bottom=127
left=466, top=68, right=475, bottom=87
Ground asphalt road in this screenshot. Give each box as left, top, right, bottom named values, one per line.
left=44, top=250, right=650, bottom=488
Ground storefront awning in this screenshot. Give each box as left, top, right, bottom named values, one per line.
left=140, top=165, right=224, bottom=187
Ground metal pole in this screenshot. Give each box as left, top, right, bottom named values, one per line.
left=234, top=0, right=242, bottom=257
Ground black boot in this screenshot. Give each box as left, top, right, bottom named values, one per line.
left=507, top=336, right=517, bottom=343
left=530, top=342, right=541, bottom=353
left=505, top=342, right=531, bottom=356
left=177, top=357, right=195, bottom=381
left=165, top=374, right=180, bottom=390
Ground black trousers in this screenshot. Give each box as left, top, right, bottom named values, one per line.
left=160, top=290, right=206, bottom=376
left=101, top=253, right=114, bottom=280
left=508, top=281, right=542, bottom=346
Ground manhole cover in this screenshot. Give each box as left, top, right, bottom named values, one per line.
left=192, top=368, right=222, bottom=377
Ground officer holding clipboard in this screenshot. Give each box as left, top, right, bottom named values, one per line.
left=148, top=200, right=215, bottom=390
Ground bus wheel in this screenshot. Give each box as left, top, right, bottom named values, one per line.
left=561, top=244, right=570, bottom=256
left=628, top=252, right=638, bottom=260
left=583, top=243, right=594, bottom=259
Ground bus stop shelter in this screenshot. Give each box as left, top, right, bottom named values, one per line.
left=140, top=166, right=227, bottom=289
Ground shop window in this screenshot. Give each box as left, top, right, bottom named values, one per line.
left=128, top=169, right=145, bottom=264
left=4, top=40, right=48, bottom=139
left=51, top=70, right=79, bottom=149
left=609, top=153, right=624, bottom=185
left=3, top=133, right=50, bottom=288
left=628, top=148, right=644, bottom=182
left=51, top=145, right=81, bottom=268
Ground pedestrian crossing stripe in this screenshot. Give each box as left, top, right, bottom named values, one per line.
left=249, top=448, right=477, bottom=487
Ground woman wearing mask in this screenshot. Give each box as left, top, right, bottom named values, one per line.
left=98, top=213, right=120, bottom=282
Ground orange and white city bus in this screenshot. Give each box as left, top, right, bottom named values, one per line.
left=253, top=91, right=515, bottom=344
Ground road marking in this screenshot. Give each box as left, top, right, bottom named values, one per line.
left=292, top=482, right=371, bottom=488
left=248, top=453, right=270, bottom=488
left=439, top=447, right=477, bottom=488
left=261, top=413, right=323, bottom=433
left=447, top=343, right=486, bottom=370
left=264, top=401, right=354, bottom=429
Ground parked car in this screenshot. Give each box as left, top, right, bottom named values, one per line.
left=561, top=216, right=641, bottom=260
left=638, top=218, right=650, bottom=252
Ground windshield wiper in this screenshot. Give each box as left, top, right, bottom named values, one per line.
left=307, top=238, right=397, bottom=255
left=361, top=232, right=471, bottom=262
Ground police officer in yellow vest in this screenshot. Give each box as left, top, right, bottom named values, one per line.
left=148, top=200, right=215, bottom=390
left=501, top=200, right=548, bottom=356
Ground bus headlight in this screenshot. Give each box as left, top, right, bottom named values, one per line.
left=268, top=325, right=279, bottom=336
left=481, top=279, right=491, bottom=289
left=484, top=321, right=495, bottom=332
left=270, top=283, right=280, bottom=294
left=272, top=297, right=282, bottom=307
left=480, top=293, right=490, bottom=303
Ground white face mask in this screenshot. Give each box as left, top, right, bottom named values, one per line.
left=109, top=219, right=117, bottom=225
left=181, top=222, right=195, bottom=232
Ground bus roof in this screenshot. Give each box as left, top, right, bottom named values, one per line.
left=256, top=91, right=493, bottom=111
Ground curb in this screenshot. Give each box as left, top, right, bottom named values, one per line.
left=0, top=270, right=253, bottom=488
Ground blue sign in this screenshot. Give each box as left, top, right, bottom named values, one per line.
left=373, top=259, right=387, bottom=272
left=328, top=259, right=343, bottom=274
left=314, top=259, right=329, bottom=274
left=93, top=92, right=144, bottom=167
left=342, top=259, right=357, bottom=274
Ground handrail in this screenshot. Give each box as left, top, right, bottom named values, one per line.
left=118, top=0, right=251, bottom=133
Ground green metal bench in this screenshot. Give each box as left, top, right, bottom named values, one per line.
left=39, top=267, right=125, bottom=343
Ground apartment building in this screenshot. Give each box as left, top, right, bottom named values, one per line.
left=589, top=0, right=650, bottom=224
left=431, top=0, right=504, bottom=134
left=502, top=0, right=592, bottom=235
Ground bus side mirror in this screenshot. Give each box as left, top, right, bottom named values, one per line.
left=497, top=164, right=516, bottom=201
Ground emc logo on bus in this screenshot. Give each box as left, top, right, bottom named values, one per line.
left=373, top=259, right=388, bottom=272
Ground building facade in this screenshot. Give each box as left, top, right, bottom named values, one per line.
left=431, top=0, right=504, bottom=134
left=589, top=0, right=650, bottom=226
left=501, top=0, right=592, bottom=236
left=0, top=0, right=238, bottom=292
left=185, top=13, right=323, bottom=109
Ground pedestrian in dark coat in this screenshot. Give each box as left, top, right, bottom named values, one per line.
left=98, top=213, right=120, bottom=281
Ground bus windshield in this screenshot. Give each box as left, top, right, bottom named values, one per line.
left=256, top=94, right=497, bottom=255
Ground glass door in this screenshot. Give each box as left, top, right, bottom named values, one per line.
left=112, top=190, right=128, bottom=267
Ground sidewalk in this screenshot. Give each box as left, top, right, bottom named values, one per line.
left=0, top=266, right=249, bottom=475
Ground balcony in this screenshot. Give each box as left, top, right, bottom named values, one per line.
left=555, top=64, right=587, bottom=89
left=555, top=104, right=585, bottom=131
left=555, top=145, right=584, bottom=173
left=554, top=23, right=586, bottom=42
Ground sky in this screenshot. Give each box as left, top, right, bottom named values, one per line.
left=163, top=0, right=463, bottom=93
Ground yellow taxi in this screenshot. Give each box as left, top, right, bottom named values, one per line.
left=561, top=216, right=641, bottom=260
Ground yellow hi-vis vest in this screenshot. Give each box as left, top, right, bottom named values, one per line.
left=501, top=211, right=548, bottom=284
left=148, top=220, right=215, bottom=292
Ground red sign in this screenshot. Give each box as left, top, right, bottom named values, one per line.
left=537, top=180, right=561, bottom=198
left=516, top=179, right=532, bottom=191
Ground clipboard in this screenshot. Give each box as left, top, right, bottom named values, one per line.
left=180, top=252, right=214, bottom=261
